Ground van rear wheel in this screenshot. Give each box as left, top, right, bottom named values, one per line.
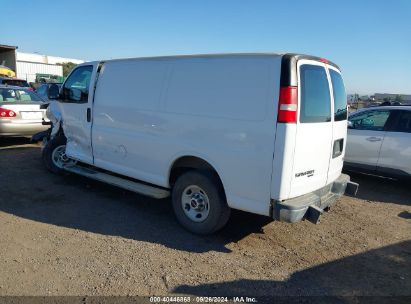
left=172, top=171, right=231, bottom=235
left=42, top=135, right=76, bottom=174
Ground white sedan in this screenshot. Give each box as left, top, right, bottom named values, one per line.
left=345, top=106, right=411, bottom=179
left=0, top=85, right=48, bottom=136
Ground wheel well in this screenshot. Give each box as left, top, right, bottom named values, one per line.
left=169, top=156, right=225, bottom=191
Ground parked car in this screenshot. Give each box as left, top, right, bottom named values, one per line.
left=0, top=77, right=32, bottom=90
left=37, top=53, right=358, bottom=234
left=36, top=83, right=62, bottom=101
left=0, top=85, right=48, bottom=136
left=345, top=106, right=411, bottom=179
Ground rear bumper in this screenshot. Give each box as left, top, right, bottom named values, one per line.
left=271, top=173, right=358, bottom=224
left=0, top=121, right=48, bottom=136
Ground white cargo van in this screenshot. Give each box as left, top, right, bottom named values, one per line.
left=39, top=53, right=358, bottom=234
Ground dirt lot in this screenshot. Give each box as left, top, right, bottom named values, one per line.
left=0, top=137, right=410, bottom=297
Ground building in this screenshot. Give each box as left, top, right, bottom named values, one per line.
left=0, top=43, right=84, bottom=83
left=0, top=44, right=17, bottom=72
left=374, top=93, right=411, bottom=104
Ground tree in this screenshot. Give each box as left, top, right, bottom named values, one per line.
left=395, top=95, right=403, bottom=102
left=58, top=62, right=77, bottom=77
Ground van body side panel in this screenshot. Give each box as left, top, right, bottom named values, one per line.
left=161, top=115, right=277, bottom=216
left=270, top=124, right=297, bottom=200
left=91, top=55, right=281, bottom=216
left=91, top=60, right=170, bottom=186
left=164, top=56, right=281, bottom=216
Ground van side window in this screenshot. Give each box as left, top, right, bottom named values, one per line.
left=62, top=65, right=93, bottom=103
left=299, top=65, right=331, bottom=123
left=349, top=110, right=390, bottom=131
left=330, top=70, right=347, bottom=121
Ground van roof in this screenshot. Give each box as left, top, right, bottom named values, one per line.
left=82, top=52, right=340, bottom=69
left=80, top=53, right=340, bottom=88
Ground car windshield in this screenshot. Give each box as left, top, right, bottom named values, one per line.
left=0, top=88, right=44, bottom=103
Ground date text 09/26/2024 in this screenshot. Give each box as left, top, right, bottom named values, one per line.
left=149, top=296, right=258, bottom=303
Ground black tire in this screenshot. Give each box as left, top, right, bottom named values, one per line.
left=172, top=171, right=231, bottom=235
left=42, top=135, right=68, bottom=174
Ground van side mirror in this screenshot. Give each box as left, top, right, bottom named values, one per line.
left=347, top=121, right=354, bottom=129
left=48, top=84, right=60, bottom=100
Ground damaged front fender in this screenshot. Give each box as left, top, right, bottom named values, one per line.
left=46, top=100, right=63, bottom=139
left=31, top=101, right=64, bottom=144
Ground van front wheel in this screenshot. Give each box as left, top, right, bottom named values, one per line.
left=172, top=171, right=231, bottom=235
left=42, top=135, right=76, bottom=174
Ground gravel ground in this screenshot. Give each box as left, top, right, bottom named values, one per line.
left=0, top=137, right=410, bottom=297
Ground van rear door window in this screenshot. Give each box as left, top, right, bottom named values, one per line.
left=299, top=65, right=331, bottom=123
left=330, top=70, right=347, bottom=121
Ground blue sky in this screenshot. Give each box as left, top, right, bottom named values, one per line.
left=2, top=0, right=410, bottom=94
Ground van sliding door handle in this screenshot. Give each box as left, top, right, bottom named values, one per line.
left=366, top=137, right=382, bottom=142
left=87, top=108, right=91, bottom=122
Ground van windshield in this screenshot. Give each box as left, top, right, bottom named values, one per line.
left=330, top=70, right=347, bottom=121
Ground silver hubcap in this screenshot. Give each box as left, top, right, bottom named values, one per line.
left=51, top=145, right=76, bottom=168
left=181, top=185, right=210, bottom=222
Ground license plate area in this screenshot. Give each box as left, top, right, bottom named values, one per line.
left=21, top=111, right=43, bottom=120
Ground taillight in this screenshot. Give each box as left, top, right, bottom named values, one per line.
left=0, top=108, right=17, bottom=118
left=277, top=86, right=298, bottom=123
left=27, top=87, right=34, bottom=91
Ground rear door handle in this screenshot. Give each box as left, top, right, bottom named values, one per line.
left=366, top=136, right=382, bottom=142
left=87, top=108, right=91, bottom=122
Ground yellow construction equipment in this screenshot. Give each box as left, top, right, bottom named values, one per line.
left=0, top=65, right=16, bottom=78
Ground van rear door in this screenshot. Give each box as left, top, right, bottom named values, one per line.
left=326, top=65, right=348, bottom=184
left=288, top=60, right=334, bottom=198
